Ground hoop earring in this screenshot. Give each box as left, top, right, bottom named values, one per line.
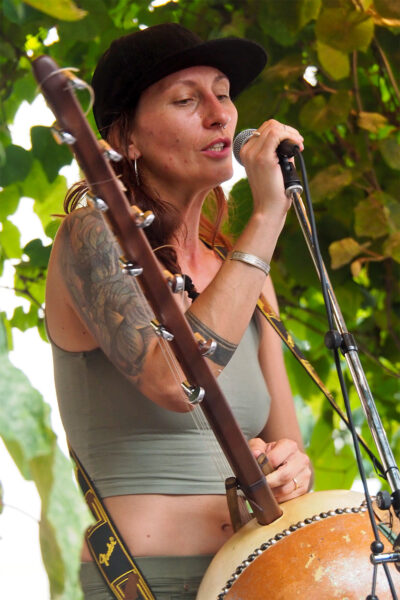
left=134, top=158, right=141, bottom=187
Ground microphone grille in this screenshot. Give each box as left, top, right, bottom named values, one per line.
left=233, top=129, right=256, bottom=165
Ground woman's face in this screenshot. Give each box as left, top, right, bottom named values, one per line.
left=128, top=66, right=238, bottom=197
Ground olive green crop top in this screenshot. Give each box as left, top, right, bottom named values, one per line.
left=51, top=318, right=270, bottom=497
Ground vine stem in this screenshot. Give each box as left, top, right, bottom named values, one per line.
left=373, top=37, right=400, bottom=105
left=0, top=284, right=44, bottom=309
left=2, top=502, right=40, bottom=523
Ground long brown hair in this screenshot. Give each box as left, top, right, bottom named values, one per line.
left=64, top=109, right=232, bottom=274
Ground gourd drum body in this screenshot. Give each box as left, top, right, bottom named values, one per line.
left=197, top=491, right=400, bottom=599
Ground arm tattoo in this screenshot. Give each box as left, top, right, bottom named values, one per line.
left=61, top=208, right=155, bottom=379
left=185, top=310, right=238, bottom=367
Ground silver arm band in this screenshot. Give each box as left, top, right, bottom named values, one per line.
left=229, top=251, right=270, bottom=276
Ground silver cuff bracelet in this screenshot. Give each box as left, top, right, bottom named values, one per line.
left=229, top=251, right=270, bottom=276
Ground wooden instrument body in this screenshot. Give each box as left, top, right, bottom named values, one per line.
left=197, top=490, right=400, bottom=599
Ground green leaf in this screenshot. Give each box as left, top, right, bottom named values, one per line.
left=0, top=353, right=55, bottom=477
left=3, top=0, right=27, bottom=23
left=0, top=350, right=90, bottom=597
left=259, top=0, right=321, bottom=46
left=383, top=232, right=400, bottom=262
left=309, top=164, right=353, bottom=203
left=299, top=91, right=351, bottom=133
left=226, top=179, right=253, bottom=239
left=379, top=136, right=400, bottom=170
left=308, top=412, right=358, bottom=490
left=0, top=312, right=13, bottom=353
left=0, top=145, right=33, bottom=187
left=0, top=141, right=6, bottom=168
left=0, top=185, right=21, bottom=220
left=316, top=41, right=350, bottom=80
left=0, top=218, right=22, bottom=259
left=34, top=178, right=67, bottom=229
left=329, top=237, right=364, bottom=269
left=23, top=238, right=52, bottom=268
left=316, top=6, right=374, bottom=53
left=14, top=259, right=46, bottom=307
left=354, top=194, right=390, bottom=238
left=31, top=126, right=73, bottom=182
left=264, top=55, right=306, bottom=84
left=23, top=0, right=87, bottom=21
left=10, top=305, right=39, bottom=331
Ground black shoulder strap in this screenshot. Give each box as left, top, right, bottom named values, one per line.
left=69, top=445, right=156, bottom=600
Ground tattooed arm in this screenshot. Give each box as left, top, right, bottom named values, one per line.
left=55, top=205, right=189, bottom=411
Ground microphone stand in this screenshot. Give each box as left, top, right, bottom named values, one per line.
left=291, top=187, right=400, bottom=507
left=280, top=153, right=400, bottom=512
left=278, top=152, right=400, bottom=589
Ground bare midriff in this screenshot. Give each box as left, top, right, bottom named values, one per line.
left=81, top=494, right=234, bottom=561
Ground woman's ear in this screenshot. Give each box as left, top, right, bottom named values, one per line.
left=128, top=137, right=142, bottom=161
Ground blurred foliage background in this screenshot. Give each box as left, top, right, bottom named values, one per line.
left=1, top=0, right=400, bottom=597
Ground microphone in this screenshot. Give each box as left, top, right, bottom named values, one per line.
left=233, top=128, right=303, bottom=196
left=233, top=128, right=299, bottom=165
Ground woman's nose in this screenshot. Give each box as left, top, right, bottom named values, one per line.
left=202, top=96, right=231, bottom=129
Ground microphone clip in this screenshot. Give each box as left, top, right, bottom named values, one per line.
left=278, top=155, right=303, bottom=198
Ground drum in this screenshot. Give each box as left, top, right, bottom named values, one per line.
left=197, top=490, right=400, bottom=599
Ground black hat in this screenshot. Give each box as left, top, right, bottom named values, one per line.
left=92, top=23, right=267, bottom=137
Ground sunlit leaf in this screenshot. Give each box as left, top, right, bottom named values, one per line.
left=0, top=312, right=13, bottom=353
left=357, top=111, right=388, bottom=133
left=329, top=237, right=365, bottom=269
left=10, top=305, right=39, bottom=331
left=0, top=185, right=21, bottom=220
left=23, top=0, right=87, bottom=21
left=308, top=412, right=358, bottom=490
left=316, top=6, right=374, bottom=52
left=0, top=350, right=90, bottom=598
left=0, top=218, right=22, bottom=259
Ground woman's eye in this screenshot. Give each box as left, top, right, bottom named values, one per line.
left=174, top=98, right=194, bottom=106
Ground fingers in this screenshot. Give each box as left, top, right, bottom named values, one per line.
left=264, top=438, right=312, bottom=503
left=248, top=437, right=313, bottom=503
left=248, top=437, right=268, bottom=458
left=238, top=120, right=304, bottom=217
left=240, top=119, right=304, bottom=167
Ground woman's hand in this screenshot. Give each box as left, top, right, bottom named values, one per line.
left=249, top=437, right=312, bottom=503
left=239, top=119, right=304, bottom=220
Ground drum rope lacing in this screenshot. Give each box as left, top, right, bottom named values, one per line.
left=217, top=502, right=368, bottom=599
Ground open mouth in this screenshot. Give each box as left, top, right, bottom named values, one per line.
left=207, top=142, right=226, bottom=152
left=202, top=138, right=231, bottom=153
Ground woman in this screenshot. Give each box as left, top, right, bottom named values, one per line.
left=45, top=23, right=312, bottom=599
